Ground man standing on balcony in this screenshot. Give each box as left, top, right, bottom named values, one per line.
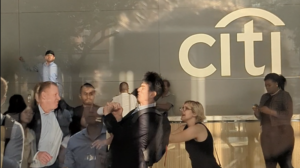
left=19, top=50, right=63, bottom=96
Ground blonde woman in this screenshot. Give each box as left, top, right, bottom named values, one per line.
left=169, top=100, right=220, bottom=168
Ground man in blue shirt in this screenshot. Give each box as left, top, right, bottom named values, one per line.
left=63, top=105, right=109, bottom=168
left=19, top=50, right=63, bottom=96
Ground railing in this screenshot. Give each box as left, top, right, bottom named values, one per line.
left=153, top=119, right=300, bottom=168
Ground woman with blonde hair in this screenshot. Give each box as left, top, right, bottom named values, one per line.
left=169, top=100, right=220, bottom=168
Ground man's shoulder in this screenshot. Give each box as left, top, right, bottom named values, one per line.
left=129, top=94, right=137, bottom=100
left=112, top=95, right=121, bottom=101
left=68, top=130, right=84, bottom=146
left=135, top=108, right=158, bottom=118
left=73, top=105, right=83, bottom=116
left=93, top=104, right=100, bottom=108
left=74, top=105, right=83, bottom=110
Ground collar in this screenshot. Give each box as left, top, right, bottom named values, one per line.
left=81, top=128, right=89, bottom=136
left=38, top=105, right=53, bottom=115
left=271, top=89, right=282, bottom=96
left=43, top=62, right=55, bottom=66
left=136, top=103, right=156, bottom=111
left=81, top=127, right=104, bottom=141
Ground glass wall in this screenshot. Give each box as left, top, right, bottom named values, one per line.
left=1, top=0, right=299, bottom=115
left=1, top=0, right=300, bottom=167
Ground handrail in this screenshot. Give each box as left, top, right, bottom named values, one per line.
left=168, top=114, right=300, bottom=122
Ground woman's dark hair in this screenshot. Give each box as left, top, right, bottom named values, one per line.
left=264, top=73, right=287, bottom=90
left=26, top=107, right=36, bottom=129
left=4, top=94, right=27, bottom=115
left=4, top=94, right=35, bottom=129
left=143, top=72, right=165, bottom=101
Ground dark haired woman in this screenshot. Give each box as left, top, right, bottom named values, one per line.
left=252, top=73, right=294, bottom=168
left=4, top=94, right=36, bottom=168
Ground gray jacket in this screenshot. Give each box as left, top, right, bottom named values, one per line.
left=1, top=114, right=24, bottom=168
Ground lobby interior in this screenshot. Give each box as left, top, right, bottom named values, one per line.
left=1, top=0, right=300, bottom=167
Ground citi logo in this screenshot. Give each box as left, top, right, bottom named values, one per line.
left=179, top=8, right=284, bottom=78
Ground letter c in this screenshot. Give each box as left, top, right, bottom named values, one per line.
left=179, top=34, right=216, bottom=77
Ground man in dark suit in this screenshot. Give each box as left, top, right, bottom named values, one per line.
left=100, top=72, right=165, bottom=168
left=30, top=81, right=63, bottom=167
left=73, top=83, right=101, bottom=130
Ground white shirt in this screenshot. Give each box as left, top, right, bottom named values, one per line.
left=112, top=93, right=137, bottom=117
left=31, top=105, right=63, bottom=167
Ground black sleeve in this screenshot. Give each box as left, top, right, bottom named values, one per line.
left=103, top=112, right=158, bottom=149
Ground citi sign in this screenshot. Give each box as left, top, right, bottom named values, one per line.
left=179, top=8, right=284, bottom=77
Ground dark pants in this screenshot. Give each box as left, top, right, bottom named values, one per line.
left=261, top=125, right=294, bottom=168
left=264, top=149, right=294, bottom=168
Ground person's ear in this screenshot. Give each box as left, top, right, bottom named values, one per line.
left=41, top=91, right=47, bottom=100
left=150, top=91, right=157, bottom=99
left=192, top=112, right=197, bottom=117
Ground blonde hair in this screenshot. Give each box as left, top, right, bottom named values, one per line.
left=33, top=82, right=43, bottom=104
left=184, top=100, right=206, bottom=122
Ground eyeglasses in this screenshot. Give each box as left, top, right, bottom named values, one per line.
left=179, top=107, right=191, bottom=111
